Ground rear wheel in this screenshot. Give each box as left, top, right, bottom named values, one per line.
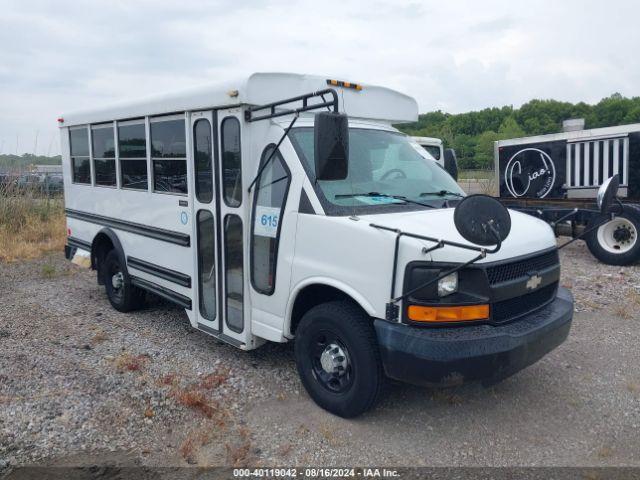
left=102, top=250, right=145, bottom=312
left=294, top=301, right=384, bottom=418
left=585, top=208, right=640, bottom=265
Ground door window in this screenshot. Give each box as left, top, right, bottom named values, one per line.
left=221, top=117, right=242, bottom=207
left=197, top=210, right=216, bottom=320
left=193, top=119, right=213, bottom=203
left=250, top=145, right=290, bottom=295
left=224, top=215, right=244, bottom=332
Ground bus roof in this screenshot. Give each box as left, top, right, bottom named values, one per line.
left=59, top=72, right=419, bottom=127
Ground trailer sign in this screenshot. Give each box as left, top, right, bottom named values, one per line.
left=504, top=148, right=556, bottom=198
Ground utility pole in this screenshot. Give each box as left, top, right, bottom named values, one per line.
left=47, top=134, right=55, bottom=157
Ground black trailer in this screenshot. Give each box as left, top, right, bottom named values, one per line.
left=494, top=123, right=640, bottom=265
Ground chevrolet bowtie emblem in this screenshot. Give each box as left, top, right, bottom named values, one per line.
left=526, top=274, right=542, bottom=290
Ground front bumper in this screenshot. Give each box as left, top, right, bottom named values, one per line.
left=374, top=287, right=573, bottom=386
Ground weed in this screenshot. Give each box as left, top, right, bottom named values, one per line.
left=199, top=368, right=229, bottom=390
left=174, top=389, right=218, bottom=419
left=597, top=446, right=613, bottom=459
left=179, top=430, right=210, bottom=464
left=114, top=353, right=149, bottom=372
left=225, top=433, right=252, bottom=467
left=318, top=424, right=340, bottom=447
left=277, top=443, right=293, bottom=457
left=41, top=263, right=56, bottom=278
left=0, top=181, right=65, bottom=262
left=90, top=330, right=108, bottom=346
left=159, top=373, right=178, bottom=386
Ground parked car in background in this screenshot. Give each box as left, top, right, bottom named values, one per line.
left=412, top=136, right=458, bottom=180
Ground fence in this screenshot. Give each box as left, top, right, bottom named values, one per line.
left=0, top=170, right=63, bottom=197
left=457, top=168, right=497, bottom=196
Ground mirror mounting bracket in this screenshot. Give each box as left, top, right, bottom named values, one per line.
left=370, top=223, right=499, bottom=322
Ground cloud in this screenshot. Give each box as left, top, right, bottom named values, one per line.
left=1, top=0, right=639, bottom=155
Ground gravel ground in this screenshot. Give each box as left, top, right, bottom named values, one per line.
left=1, top=239, right=639, bottom=469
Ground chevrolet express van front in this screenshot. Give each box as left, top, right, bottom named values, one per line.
left=283, top=117, right=574, bottom=417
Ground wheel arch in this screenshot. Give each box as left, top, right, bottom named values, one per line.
left=91, top=228, right=126, bottom=284
left=285, top=278, right=376, bottom=339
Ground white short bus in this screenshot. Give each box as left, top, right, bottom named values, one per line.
left=60, top=73, right=574, bottom=417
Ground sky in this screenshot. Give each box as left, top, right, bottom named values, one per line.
left=1, top=0, right=639, bottom=156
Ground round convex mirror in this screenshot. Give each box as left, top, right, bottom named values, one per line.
left=453, top=195, right=511, bottom=246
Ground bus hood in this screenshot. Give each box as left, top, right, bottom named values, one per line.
left=361, top=208, right=557, bottom=263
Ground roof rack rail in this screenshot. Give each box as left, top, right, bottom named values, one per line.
left=245, top=88, right=338, bottom=122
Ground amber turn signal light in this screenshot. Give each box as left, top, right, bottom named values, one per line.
left=407, top=304, right=490, bottom=323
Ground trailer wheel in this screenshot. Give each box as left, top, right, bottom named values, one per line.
left=102, top=250, right=145, bottom=312
left=294, top=301, right=384, bottom=418
left=585, top=208, right=640, bottom=265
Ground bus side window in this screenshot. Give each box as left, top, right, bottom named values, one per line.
left=118, top=121, right=148, bottom=190
left=151, top=118, right=187, bottom=195
left=250, top=145, right=291, bottom=295
left=69, top=127, right=91, bottom=184
left=92, top=124, right=116, bottom=187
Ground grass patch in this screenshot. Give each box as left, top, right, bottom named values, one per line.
left=41, top=263, right=57, bottom=278
left=0, top=182, right=65, bottom=262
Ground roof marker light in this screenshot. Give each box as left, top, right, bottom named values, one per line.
left=326, top=79, right=363, bottom=91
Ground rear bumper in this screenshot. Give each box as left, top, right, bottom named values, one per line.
left=374, top=287, right=573, bottom=386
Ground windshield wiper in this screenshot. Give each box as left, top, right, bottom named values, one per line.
left=335, top=192, right=434, bottom=208
left=419, top=190, right=465, bottom=198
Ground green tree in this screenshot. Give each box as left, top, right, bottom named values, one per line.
left=474, top=130, right=500, bottom=168
left=498, top=116, right=525, bottom=138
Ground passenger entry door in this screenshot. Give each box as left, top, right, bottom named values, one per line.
left=190, top=111, right=220, bottom=334
left=215, top=108, right=246, bottom=344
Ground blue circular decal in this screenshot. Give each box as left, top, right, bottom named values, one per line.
left=180, top=211, right=188, bottom=225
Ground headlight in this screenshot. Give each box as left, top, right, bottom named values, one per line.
left=437, top=272, right=458, bottom=297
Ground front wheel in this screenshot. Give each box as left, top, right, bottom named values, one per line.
left=102, top=250, right=145, bottom=312
left=585, top=208, right=640, bottom=265
left=294, top=301, right=384, bottom=418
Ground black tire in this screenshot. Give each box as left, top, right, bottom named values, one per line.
left=585, top=207, right=640, bottom=266
left=294, top=301, right=384, bottom=418
left=102, top=250, right=145, bottom=312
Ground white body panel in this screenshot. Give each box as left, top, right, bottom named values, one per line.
left=412, top=136, right=444, bottom=166
left=61, top=72, right=554, bottom=351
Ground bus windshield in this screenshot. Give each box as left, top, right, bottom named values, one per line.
left=289, top=127, right=464, bottom=209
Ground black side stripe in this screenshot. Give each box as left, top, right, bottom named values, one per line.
left=130, top=276, right=192, bottom=310
left=65, top=209, right=190, bottom=247
left=127, top=256, right=191, bottom=288
left=67, top=236, right=92, bottom=251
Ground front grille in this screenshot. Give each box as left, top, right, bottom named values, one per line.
left=492, top=282, right=558, bottom=324
left=486, top=250, right=559, bottom=285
